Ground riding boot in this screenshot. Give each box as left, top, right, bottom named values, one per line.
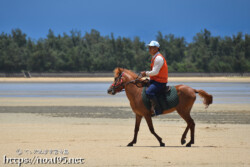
left=150, top=96, right=163, bottom=117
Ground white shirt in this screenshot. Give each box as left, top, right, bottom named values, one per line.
left=146, top=52, right=164, bottom=77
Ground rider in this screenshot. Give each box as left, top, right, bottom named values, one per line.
left=141, top=40, right=168, bottom=116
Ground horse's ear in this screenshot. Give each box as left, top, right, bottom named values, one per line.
left=117, top=67, right=123, bottom=74
left=114, top=67, right=122, bottom=76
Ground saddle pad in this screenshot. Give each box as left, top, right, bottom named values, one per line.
left=142, top=86, right=179, bottom=111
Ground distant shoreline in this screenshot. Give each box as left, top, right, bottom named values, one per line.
left=0, top=77, right=250, bottom=83
left=1, top=72, right=250, bottom=78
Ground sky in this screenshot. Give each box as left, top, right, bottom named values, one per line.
left=0, top=0, right=250, bottom=43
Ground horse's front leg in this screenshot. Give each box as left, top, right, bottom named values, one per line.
left=127, top=114, right=142, bottom=146
left=144, top=115, right=165, bottom=147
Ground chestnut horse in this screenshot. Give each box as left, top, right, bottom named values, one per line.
left=107, top=68, right=213, bottom=147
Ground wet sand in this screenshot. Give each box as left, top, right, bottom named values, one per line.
left=0, top=105, right=250, bottom=124
left=1, top=95, right=250, bottom=123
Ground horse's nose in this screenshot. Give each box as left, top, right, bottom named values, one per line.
left=107, top=88, right=112, bottom=95
left=107, top=88, right=115, bottom=95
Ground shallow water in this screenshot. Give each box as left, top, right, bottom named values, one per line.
left=0, top=82, right=250, bottom=104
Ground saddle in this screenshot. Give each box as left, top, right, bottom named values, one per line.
left=141, top=85, right=179, bottom=112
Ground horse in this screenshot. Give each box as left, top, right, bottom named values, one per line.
left=107, top=67, right=213, bottom=147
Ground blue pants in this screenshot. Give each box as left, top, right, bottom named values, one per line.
left=146, top=80, right=167, bottom=99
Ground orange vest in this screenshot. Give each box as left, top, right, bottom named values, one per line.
left=150, top=53, right=168, bottom=83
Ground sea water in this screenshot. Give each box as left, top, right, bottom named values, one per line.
left=0, top=82, right=249, bottom=104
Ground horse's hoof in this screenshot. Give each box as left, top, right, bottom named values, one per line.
left=181, top=139, right=186, bottom=145
left=186, top=143, right=192, bottom=147
left=160, top=143, right=165, bottom=147
left=127, top=143, right=133, bottom=147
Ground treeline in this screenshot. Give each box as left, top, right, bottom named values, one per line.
left=0, top=28, right=250, bottom=72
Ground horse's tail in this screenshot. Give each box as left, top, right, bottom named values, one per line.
left=194, top=89, right=213, bottom=108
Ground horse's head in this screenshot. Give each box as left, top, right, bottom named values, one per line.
left=107, top=68, right=127, bottom=95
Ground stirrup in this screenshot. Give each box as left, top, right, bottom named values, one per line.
left=150, top=107, right=162, bottom=117
left=151, top=110, right=162, bottom=117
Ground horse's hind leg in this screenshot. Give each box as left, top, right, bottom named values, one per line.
left=186, top=116, right=195, bottom=147
left=177, top=109, right=195, bottom=147
left=181, top=124, right=190, bottom=145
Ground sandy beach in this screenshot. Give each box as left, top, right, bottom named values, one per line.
left=1, top=106, right=250, bottom=167
left=0, top=77, right=250, bottom=166
left=0, top=113, right=250, bottom=167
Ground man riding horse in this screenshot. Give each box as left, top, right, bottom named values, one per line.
left=141, top=40, right=168, bottom=116
left=107, top=41, right=212, bottom=147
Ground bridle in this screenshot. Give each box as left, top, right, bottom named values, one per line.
left=111, top=72, right=125, bottom=90
left=110, top=72, right=150, bottom=94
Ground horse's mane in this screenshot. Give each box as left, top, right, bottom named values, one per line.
left=113, top=67, right=138, bottom=79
